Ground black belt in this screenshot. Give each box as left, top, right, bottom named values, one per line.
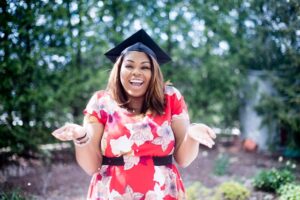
left=102, top=155, right=173, bottom=166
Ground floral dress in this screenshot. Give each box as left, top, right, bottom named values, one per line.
left=84, top=86, right=189, bottom=200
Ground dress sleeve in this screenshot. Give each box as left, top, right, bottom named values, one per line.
left=166, top=86, right=190, bottom=123
left=83, top=91, right=107, bottom=125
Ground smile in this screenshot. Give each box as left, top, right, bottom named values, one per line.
left=129, top=79, right=144, bottom=87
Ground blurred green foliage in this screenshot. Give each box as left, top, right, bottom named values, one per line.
left=186, top=181, right=213, bottom=200
left=215, top=181, right=250, bottom=200
left=186, top=181, right=250, bottom=200
left=0, top=0, right=299, bottom=156
left=277, top=183, right=300, bottom=200
left=253, top=168, right=295, bottom=192
left=213, top=153, right=230, bottom=176
left=0, top=189, right=28, bottom=200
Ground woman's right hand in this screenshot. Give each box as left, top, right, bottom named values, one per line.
left=51, top=123, right=86, bottom=141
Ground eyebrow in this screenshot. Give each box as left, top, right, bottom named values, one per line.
left=126, top=59, right=150, bottom=64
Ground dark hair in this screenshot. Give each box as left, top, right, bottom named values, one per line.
left=106, top=52, right=165, bottom=115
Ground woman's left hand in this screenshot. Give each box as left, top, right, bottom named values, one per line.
left=187, top=123, right=216, bottom=148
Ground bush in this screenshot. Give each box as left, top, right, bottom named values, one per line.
left=0, top=190, right=28, bottom=200
left=213, top=153, right=230, bottom=176
left=253, top=169, right=294, bottom=192
left=215, top=181, right=250, bottom=200
left=277, top=183, right=300, bottom=200
left=186, top=181, right=213, bottom=200
left=186, top=182, right=202, bottom=200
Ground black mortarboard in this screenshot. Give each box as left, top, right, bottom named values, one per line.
left=104, top=29, right=172, bottom=65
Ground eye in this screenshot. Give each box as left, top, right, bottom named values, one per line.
left=125, top=65, right=134, bottom=69
left=141, top=66, right=151, bottom=70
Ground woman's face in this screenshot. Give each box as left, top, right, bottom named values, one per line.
left=120, top=51, right=152, bottom=99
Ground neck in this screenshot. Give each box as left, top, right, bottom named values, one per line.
left=127, top=97, right=144, bottom=114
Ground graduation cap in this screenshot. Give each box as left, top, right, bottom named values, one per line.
left=104, top=29, right=172, bottom=65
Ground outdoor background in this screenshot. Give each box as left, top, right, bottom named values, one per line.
left=0, top=0, right=299, bottom=199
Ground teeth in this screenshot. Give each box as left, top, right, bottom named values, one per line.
left=130, top=79, right=143, bottom=87
left=130, top=80, right=143, bottom=84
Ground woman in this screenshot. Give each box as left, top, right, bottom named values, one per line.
left=52, top=29, right=216, bottom=200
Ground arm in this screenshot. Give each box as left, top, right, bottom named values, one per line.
left=52, top=115, right=104, bottom=176
left=167, top=86, right=216, bottom=167
left=172, top=119, right=216, bottom=168
left=75, top=115, right=104, bottom=175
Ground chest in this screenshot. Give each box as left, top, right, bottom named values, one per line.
left=101, top=110, right=175, bottom=156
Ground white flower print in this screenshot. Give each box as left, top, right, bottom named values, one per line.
left=99, top=165, right=112, bottom=182
left=164, top=170, right=178, bottom=198
left=152, top=121, right=174, bottom=151
left=123, top=155, right=140, bottom=170
left=85, top=93, right=118, bottom=122
left=110, top=185, right=144, bottom=200
left=85, top=94, right=100, bottom=115
left=153, top=166, right=181, bottom=199
left=95, top=166, right=112, bottom=199
left=153, top=166, right=165, bottom=186
left=98, top=95, right=118, bottom=115
left=154, top=166, right=176, bottom=186
left=96, top=179, right=110, bottom=199
left=125, top=122, right=154, bottom=146
left=145, top=184, right=164, bottom=200
left=110, top=136, right=133, bottom=156
left=165, top=86, right=182, bottom=100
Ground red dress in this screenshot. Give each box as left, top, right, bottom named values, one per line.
left=84, top=86, right=189, bottom=200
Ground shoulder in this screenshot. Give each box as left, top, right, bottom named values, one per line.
left=86, top=90, right=110, bottom=106
left=93, top=90, right=108, bottom=99
left=164, top=85, right=183, bottom=100
left=88, top=90, right=113, bottom=103
left=163, top=85, right=188, bottom=116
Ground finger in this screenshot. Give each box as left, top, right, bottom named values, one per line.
left=206, top=127, right=216, bottom=139
left=52, top=123, right=72, bottom=135
left=62, top=124, right=75, bottom=137
left=62, top=131, right=72, bottom=140
left=206, top=139, right=215, bottom=147
left=199, top=140, right=214, bottom=148
left=57, top=135, right=69, bottom=141
left=59, top=131, right=75, bottom=141
left=53, top=131, right=68, bottom=141
left=190, top=132, right=215, bottom=146
left=207, top=138, right=215, bottom=146
left=197, top=124, right=216, bottom=139
left=51, top=127, right=65, bottom=136
left=52, top=129, right=73, bottom=141
left=200, top=136, right=215, bottom=145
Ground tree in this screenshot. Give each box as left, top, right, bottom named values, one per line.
left=0, top=0, right=55, bottom=154
left=1, top=0, right=298, bottom=156
left=249, top=0, right=300, bottom=153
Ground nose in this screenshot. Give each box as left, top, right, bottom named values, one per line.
left=132, top=68, right=142, bottom=76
